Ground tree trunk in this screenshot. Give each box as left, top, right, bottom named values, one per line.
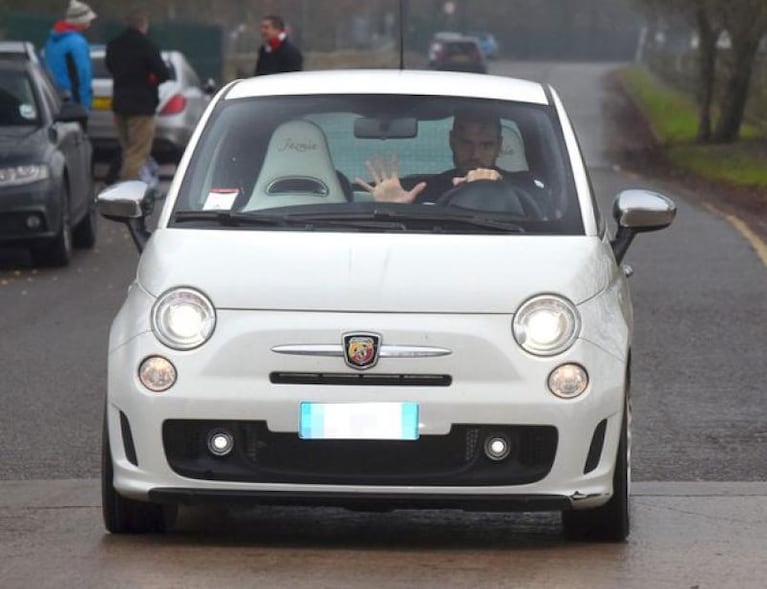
left=694, top=6, right=718, bottom=142
left=713, top=37, right=760, bottom=142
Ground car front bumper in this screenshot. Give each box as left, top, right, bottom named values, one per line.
left=0, top=179, right=63, bottom=245
left=107, top=309, right=627, bottom=512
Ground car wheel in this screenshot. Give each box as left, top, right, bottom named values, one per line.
left=30, top=183, right=72, bottom=267
left=561, top=394, right=631, bottom=542
left=101, top=415, right=177, bottom=534
left=72, top=190, right=97, bottom=249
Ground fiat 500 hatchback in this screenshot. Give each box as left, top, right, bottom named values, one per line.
left=98, top=70, right=675, bottom=540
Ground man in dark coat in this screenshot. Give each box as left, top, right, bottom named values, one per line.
left=105, top=9, right=170, bottom=180
left=254, top=15, right=303, bottom=76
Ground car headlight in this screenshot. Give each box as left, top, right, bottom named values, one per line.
left=0, top=165, right=50, bottom=187
left=512, top=295, right=580, bottom=356
left=151, top=287, right=216, bottom=350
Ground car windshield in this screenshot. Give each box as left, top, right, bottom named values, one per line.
left=0, top=68, right=40, bottom=126
left=173, top=94, right=583, bottom=235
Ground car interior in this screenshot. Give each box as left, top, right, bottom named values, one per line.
left=177, top=95, right=582, bottom=232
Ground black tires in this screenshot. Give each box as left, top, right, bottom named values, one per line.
left=101, top=417, right=177, bottom=534
left=72, top=193, right=97, bottom=249
left=561, top=396, right=631, bottom=542
left=30, top=184, right=72, bottom=267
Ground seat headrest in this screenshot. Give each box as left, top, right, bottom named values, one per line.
left=496, top=123, right=529, bottom=172
left=243, top=119, right=347, bottom=211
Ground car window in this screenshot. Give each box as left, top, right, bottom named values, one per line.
left=174, top=94, right=583, bottom=235
left=445, top=42, right=478, bottom=57
left=0, top=69, right=40, bottom=126
left=38, top=72, right=61, bottom=116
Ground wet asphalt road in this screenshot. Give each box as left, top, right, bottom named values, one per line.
left=1, top=60, right=767, bottom=588
left=2, top=61, right=765, bottom=482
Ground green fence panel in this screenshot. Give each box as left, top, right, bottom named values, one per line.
left=1, top=11, right=223, bottom=82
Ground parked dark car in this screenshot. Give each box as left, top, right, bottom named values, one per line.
left=428, top=36, right=487, bottom=74
left=0, top=59, right=95, bottom=266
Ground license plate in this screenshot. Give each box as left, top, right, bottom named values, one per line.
left=299, top=402, right=419, bottom=440
left=92, top=96, right=112, bottom=111
left=451, top=54, right=470, bottom=62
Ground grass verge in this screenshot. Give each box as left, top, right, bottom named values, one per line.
left=618, top=65, right=767, bottom=189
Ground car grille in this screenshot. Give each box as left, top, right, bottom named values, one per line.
left=269, top=372, right=452, bottom=386
left=163, top=420, right=557, bottom=486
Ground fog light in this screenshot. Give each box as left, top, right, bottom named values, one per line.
left=548, top=363, right=589, bottom=399
left=26, top=215, right=42, bottom=230
left=207, top=430, right=234, bottom=456
left=138, top=356, right=177, bottom=392
left=484, top=434, right=511, bottom=461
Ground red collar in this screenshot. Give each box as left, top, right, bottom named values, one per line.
left=53, top=21, right=86, bottom=33
left=266, top=32, right=287, bottom=52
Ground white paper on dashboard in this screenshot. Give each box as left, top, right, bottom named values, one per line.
left=202, top=189, right=239, bottom=210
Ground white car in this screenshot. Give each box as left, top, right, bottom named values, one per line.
left=88, top=47, right=213, bottom=163
left=97, top=70, right=675, bottom=540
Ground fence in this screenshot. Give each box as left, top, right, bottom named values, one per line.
left=645, top=46, right=767, bottom=128
left=0, top=11, right=223, bottom=82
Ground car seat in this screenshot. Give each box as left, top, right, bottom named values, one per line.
left=496, top=123, right=529, bottom=172
left=241, top=119, right=349, bottom=211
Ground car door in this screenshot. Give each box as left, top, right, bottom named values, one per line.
left=37, top=69, right=91, bottom=219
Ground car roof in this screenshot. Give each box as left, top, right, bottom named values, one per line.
left=0, top=58, right=31, bottom=71
left=0, top=40, right=34, bottom=51
left=226, top=70, right=549, bottom=105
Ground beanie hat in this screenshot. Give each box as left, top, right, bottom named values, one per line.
left=65, top=0, right=97, bottom=25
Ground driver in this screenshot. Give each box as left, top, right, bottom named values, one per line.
left=356, top=109, right=506, bottom=204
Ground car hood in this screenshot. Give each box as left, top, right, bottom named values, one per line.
left=0, top=126, right=47, bottom=163
left=137, top=230, right=614, bottom=313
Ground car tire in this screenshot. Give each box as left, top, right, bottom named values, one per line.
left=561, top=394, right=631, bottom=542
left=30, top=183, right=72, bottom=267
left=101, top=415, right=177, bottom=534
left=72, top=190, right=97, bottom=249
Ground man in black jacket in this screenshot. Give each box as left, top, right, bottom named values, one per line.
left=254, top=15, right=303, bottom=76
left=106, top=9, right=170, bottom=180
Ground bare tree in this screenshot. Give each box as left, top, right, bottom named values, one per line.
left=713, top=0, right=767, bottom=141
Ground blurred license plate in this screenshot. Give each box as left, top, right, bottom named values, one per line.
left=299, top=402, right=419, bottom=440
left=452, top=54, right=470, bottom=62
left=92, top=97, right=112, bottom=111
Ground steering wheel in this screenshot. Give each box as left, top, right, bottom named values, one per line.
left=436, top=179, right=546, bottom=220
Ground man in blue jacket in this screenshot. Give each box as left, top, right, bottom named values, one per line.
left=44, top=0, right=97, bottom=110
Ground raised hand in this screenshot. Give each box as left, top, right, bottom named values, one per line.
left=355, top=154, right=426, bottom=203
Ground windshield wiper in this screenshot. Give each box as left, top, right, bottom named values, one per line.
left=174, top=210, right=295, bottom=227
left=173, top=210, right=407, bottom=231
left=285, top=209, right=525, bottom=233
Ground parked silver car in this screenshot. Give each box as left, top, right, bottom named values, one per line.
left=88, top=47, right=213, bottom=163
left=0, top=41, right=42, bottom=64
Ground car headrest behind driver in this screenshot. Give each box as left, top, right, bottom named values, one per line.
left=243, top=119, right=347, bottom=211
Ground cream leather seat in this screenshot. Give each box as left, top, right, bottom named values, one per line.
left=496, top=123, right=529, bottom=172
left=243, top=120, right=347, bottom=211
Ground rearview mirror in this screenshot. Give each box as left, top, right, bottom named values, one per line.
left=354, top=117, right=417, bottom=139
left=610, top=189, right=676, bottom=263
left=55, top=102, right=89, bottom=126
left=97, top=180, right=154, bottom=252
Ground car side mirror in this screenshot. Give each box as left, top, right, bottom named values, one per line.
left=97, top=180, right=154, bottom=252
left=55, top=101, right=89, bottom=126
left=203, top=78, right=217, bottom=95
left=610, top=189, right=676, bottom=263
